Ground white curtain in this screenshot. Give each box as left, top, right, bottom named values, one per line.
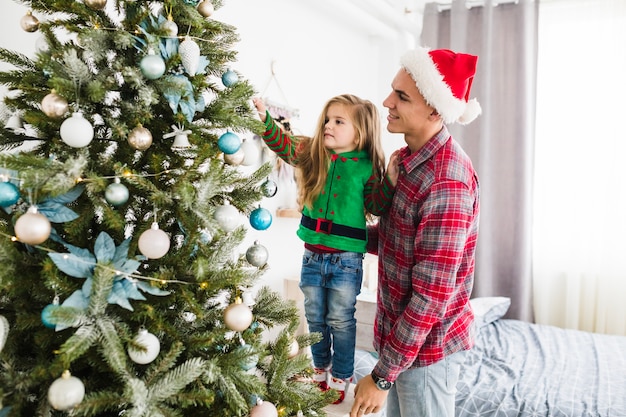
left=533, top=0, right=626, bottom=335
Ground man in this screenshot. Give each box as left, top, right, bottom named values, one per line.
left=349, top=47, right=481, bottom=417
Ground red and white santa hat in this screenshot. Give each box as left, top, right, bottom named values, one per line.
left=400, top=47, right=481, bottom=125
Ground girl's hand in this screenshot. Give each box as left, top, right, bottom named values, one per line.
left=252, top=97, right=267, bottom=122
left=386, top=149, right=401, bottom=187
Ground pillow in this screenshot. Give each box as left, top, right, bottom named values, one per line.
left=470, top=297, right=511, bottom=328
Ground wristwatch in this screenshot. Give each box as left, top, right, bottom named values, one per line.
left=371, top=371, right=394, bottom=391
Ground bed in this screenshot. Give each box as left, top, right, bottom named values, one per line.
left=353, top=297, right=626, bottom=417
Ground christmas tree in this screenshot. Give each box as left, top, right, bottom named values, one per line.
left=0, top=0, right=336, bottom=415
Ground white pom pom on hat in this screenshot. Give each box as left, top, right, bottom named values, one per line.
left=400, top=47, right=482, bottom=125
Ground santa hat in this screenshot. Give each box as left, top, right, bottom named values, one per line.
left=400, top=47, right=481, bottom=125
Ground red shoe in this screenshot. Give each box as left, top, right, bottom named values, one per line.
left=329, top=376, right=353, bottom=404
left=313, top=367, right=329, bottom=391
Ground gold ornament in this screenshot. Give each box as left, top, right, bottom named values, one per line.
left=197, top=0, right=215, bottom=18
left=41, top=92, right=69, bottom=119
left=85, top=0, right=107, bottom=10
left=127, top=125, right=153, bottom=151
left=14, top=206, right=51, bottom=245
left=20, top=11, right=39, bottom=33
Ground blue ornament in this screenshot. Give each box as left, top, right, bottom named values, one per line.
left=0, top=181, right=20, bottom=207
left=41, top=304, right=60, bottom=329
left=250, top=207, right=272, bottom=231
left=105, top=181, right=129, bottom=207
left=218, top=131, right=241, bottom=155
left=221, top=69, right=239, bottom=87
left=140, top=54, right=166, bottom=80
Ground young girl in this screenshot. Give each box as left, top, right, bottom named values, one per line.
left=253, top=95, right=398, bottom=404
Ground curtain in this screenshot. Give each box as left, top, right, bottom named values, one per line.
left=533, top=0, right=626, bottom=336
left=420, top=0, right=538, bottom=321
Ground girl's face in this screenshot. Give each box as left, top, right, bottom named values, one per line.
left=323, top=103, right=358, bottom=153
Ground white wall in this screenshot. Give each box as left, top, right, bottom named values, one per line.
left=0, top=1, right=412, bottom=298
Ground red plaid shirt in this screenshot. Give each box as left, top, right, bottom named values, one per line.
left=371, top=126, right=480, bottom=382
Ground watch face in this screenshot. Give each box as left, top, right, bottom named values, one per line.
left=376, top=379, right=393, bottom=390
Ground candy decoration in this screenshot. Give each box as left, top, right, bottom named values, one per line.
left=197, top=0, right=214, bottom=17
left=127, top=124, right=153, bottom=151
left=15, top=206, right=51, bottom=245
left=140, top=51, right=166, bottom=80
left=250, top=207, right=272, bottom=231
left=127, top=328, right=161, bottom=364
left=213, top=202, right=241, bottom=232
left=260, top=179, right=278, bottom=198
left=20, top=11, right=39, bottom=33
left=105, top=178, right=129, bottom=206
left=41, top=92, right=69, bottom=119
left=138, top=222, right=170, bottom=259
left=60, top=112, right=94, bottom=148
left=221, top=69, right=239, bottom=87
left=0, top=181, right=20, bottom=207
left=179, top=36, right=200, bottom=75
left=246, top=241, right=268, bottom=267
left=224, top=297, right=253, bottom=332
left=48, top=370, right=85, bottom=411
left=217, top=131, right=241, bottom=155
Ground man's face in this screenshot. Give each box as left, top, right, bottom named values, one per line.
left=382, top=69, right=434, bottom=136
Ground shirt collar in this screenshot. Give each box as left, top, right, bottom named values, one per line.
left=399, top=126, right=451, bottom=173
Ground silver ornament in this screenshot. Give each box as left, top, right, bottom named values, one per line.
left=47, top=370, right=85, bottom=411
left=246, top=241, right=269, bottom=267
left=261, top=179, right=278, bottom=198
left=128, top=125, right=153, bottom=151
left=161, top=18, right=178, bottom=37
left=140, top=53, right=166, bottom=80
left=197, top=0, right=214, bottom=17
left=20, top=11, right=39, bottom=33
left=41, top=92, right=69, bottom=119
left=179, top=36, right=200, bottom=75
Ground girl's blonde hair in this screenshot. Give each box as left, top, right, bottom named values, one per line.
left=295, top=94, right=385, bottom=212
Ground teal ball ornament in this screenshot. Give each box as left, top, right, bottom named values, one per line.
left=0, top=181, right=20, bottom=207
left=105, top=181, right=129, bottom=206
left=218, top=131, right=241, bottom=154
left=41, top=304, right=60, bottom=329
left=140, top=54, right=166, bottom=80
left=221, top=69, right=239, bottom=87
left=250, top=207, right=272, bottom=231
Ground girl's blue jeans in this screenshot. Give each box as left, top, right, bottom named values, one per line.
left=299, top=249, right=363, bottom=379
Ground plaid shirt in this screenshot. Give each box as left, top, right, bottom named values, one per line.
left=371, top=126, right=480, bottom=382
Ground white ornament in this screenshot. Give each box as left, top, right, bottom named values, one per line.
left=240, top=138, right=262, bottom=166
left=179, top=36, right=200, bottom=75
left=287, top=339, right=300, bottom=358
left=48, top=370, right=85, bottom=411
left=0, top=315, right=8, bottom=353
left=213, top=202, right=241, bottom=232
left=197, top=0, right=214, bottom=17
left=223, top=148, right=244, bottom=166
left=138, top=222, right=170, bottom=259
left=224, top=298, right=253, bottom=332
left=15, top=205, right=51, bottom=245
left=161, top=18, right=178, bottom=37
left=60, top=112, right=94, bottom=148
left=163, top=124, right=192, bottom=150
left=250, top=399, right=278, bottom=417
left=128, top=328, right=161, bottom=364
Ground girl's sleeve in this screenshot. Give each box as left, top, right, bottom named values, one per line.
left=260, top=111, right=299, bottom=165
left=364, top=173, right=396, bottom=215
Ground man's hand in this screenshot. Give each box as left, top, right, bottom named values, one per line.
left=349, top=375, right=389, bottom=416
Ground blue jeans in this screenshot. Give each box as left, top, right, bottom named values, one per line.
left=299, top=249, right=363, bottom=379
left=386, top=350, right=466, bottom=417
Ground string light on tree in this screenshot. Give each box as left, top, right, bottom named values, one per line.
left=14, top=205, right=51, bottom=245
left=127, top=328, right=161, bottom=365
left=60, top=112, right=94, bottom=148
left=138, top=222, right=170, bottom=259
left=47, top=370, right=85, bottom=411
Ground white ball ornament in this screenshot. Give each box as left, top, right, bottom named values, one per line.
left=287, top=339, right=300, bottom=358
left=128, top=124, right=153, bottom=151
left=197, top=0, right=214, bottom=17
left=0, top=315, right=9, bottom=354
left=140, top=52, right=166, bottom=80
left=246, top=241, right=268, bottom=267
left=250, top=399, right=278, bottom=417
left=224, top=298, right=253, bottom=332
left=213, top=202, right=241, bottom=232
left=138, top=222, right=170, bottom=259
left=48, top=370, right=85, bottom=411
left=60, top=112, right=94, bottom=148
left=161, top=18, right=178, bottom=37
left=15, top=205, right=51, bottom=245
left=128, top=328, right=161, bottom=365
left=41, top=92, right=69, bottom=119
left=240, top=138, right=262, bottom=166
left=223, top=148, right=244, bottom=166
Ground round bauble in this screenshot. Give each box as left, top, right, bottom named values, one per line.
left=224, top=300, right=253, bottom=332
left=60, top=112, right=94, bottom=148
left=197, top=0, right=214, bottom=17
left=15, top=206, right=51, bottom=245
left=0, top=181, right=20, bottom=207
left=128, top=328, right=161, bottom=365
left=250, top=207, right=272, bottom=231
left=105, top=180, right=129, bottom=207
left=221, top=69, right=239, bottom=87
left=138, top=222, right=170, bottom=259
left=41, top=303, right=60, bottom=329
left=223, top=148, right=244, bottom=166
left=240, top=138, right=261, bottom=166
left=48, top=370, right=85, bottom=411
left=161, top=18, right=178, bottom=37
left=287, top=339, right=300, bottom=358
left=128, top=125, right=153, bottom=151
left=35, top=35, right=49, bottom=53
left=246, top=241, right=268, bottom=267
left=0, top=315, right=8, bottom=354
left=260, top=179, right=278, bottom=198
left=85, top=0, right=107, bottom=10
left=41, top=92, right=69, bottom=119
left=250, top=400, right=278, bottom=417
left=217, top=131, right=241, bottom=155
left=213, top=203, right=241, bottom=232
left=236, top=344, right=258, bottom=371
left=140, top=53, right=166, bottom=80
left=20, top=11, right=39, bottom=33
